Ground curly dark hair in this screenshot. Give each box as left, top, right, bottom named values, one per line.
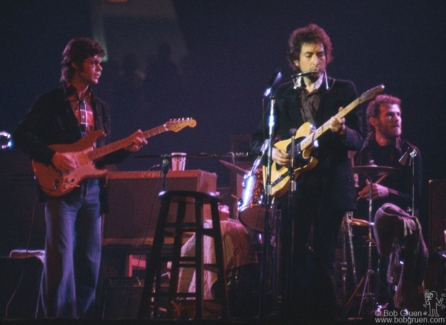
left=287, top=24, right=333, bottom=71
left=366, top=94, right=401, bottom=139
left=60, top=37, right=106, bottom=82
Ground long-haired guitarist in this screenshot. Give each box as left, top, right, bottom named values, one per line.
left=250, top=24, right=364, bottom=322
left=13, top=37, right=147, bottom=319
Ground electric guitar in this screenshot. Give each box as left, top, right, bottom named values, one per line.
left=32, top=118, right=197, bottom=198
left=265, top=84, right=385, bottom=198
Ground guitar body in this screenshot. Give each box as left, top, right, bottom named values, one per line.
left=31, top=118, right=197, bottom=198
left=32, top=130, right=107, bottom=197
left=264, top=122, right=319, bottom=198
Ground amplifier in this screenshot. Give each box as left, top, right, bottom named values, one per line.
left=103, top=170, right=217, bottom=246
left=429, top=179, right=446, bottom=252
left=100, top=277, right=144, bottom=319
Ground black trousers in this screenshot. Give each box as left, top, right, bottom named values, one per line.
left=278, top=173, right=345, bottom=323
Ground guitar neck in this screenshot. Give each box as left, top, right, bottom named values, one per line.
left=300, top=97, right=361, bottom=151
left=89, top=125, right=168, bottom=161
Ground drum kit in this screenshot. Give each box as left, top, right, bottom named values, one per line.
left=219, top=160, right=267, bottom=233
left=221, top=158, right=398, bottom=319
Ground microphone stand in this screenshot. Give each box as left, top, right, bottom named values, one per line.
left=259, top=95, right=276, bottom=318
left=409, top=149, right=417, bottom=216
left=286, top=129, right=297, bottom=310
left=398, top=147, right=417, bottom=216
left=161, top=158, right=169, bottom=191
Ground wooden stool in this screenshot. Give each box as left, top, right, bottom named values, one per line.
left=137, top=190, right=229, bottom=320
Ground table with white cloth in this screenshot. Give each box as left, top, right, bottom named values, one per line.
left=177, top=219, right=258, bottom=300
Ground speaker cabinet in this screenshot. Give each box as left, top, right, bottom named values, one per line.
left=429, top=179, right=446, bottom=252
left=103, top=170, right=217, bottom=246
left=100, top=277, right=143, bottom=319
left=0, top=151, right=45, bottom=256
left=0, top=257, right=43, bottom=319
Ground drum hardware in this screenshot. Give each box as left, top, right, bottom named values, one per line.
left=237, top=168, right=266, bottom=232
left=349, top=218, right=374, bottom=227
left=352, top=165, right=397, bottom=179
left=219, top=141, right=269, bottom=234
left=219, top=159, right=249, bottom=176
left=347, top=164, right=396, bottom=318
left=339, top=211, right=358, bottom=320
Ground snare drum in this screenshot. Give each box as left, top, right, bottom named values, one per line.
left=238, top=168, right=265, bottom=232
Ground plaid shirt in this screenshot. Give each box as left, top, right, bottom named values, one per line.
left=66, top=85, right=95, bottom=136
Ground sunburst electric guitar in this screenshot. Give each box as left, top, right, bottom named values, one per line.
left=32, top=118, right=197, bottom=198
left=265, top=84, right=385, bottom=198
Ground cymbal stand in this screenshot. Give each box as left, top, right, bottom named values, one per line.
left=346, top=212, right=358, bottom=287
left=340, top=212, right=358, bottom=320
left=347, top=176, right=376, bottom=318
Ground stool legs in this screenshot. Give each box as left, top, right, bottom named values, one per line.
left=137, top=193, right=171, bottom=320
left=137, top=191, right=229, bottom=320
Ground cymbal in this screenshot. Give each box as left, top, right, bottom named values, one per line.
left=349, top=218, right=374, bottom=227
left=352, top=165, right=397, bottom=177
left=219, top=159, right=249, bottom=176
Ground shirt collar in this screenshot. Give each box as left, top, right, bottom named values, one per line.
left=64, top=82, right=91, bottom=101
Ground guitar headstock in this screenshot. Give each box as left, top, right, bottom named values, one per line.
left=359, top=84, right=385, bottom=104
left=165, top=118, right=197, bottom=132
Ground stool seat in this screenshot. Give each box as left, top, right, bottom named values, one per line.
left=138, top=190, right=229, bottom=320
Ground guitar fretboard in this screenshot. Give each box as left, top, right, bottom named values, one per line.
left=299, top=97, right=361, bottom=151
left=299, top=84, right=384, bottom=151
left=88, top=124, right=168, bottom=161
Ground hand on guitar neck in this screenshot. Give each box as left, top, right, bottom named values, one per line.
left=124, top=129, right=148, bottom=152
left=328, top=107, right=346, bottom=137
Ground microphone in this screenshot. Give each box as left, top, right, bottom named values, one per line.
left=263, top=69, right=282, bottom=97
left=296, top=70, right=319, bottom=77
left=162, top=158, right=169, bottom=173
left=161, top=158, right=169, bottom=191
left=399, top=146, right=416, bottom=166
left=292, top=70, right=324, bottom=89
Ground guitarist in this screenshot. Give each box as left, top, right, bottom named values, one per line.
left=250, top=24, right=363, bottom=323
left=13, top=37, right=147, bottom=319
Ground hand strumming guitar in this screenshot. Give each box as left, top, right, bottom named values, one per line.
left=272, top=147, right=290, bottom=166
left=51, top=152, right=77, bottom=173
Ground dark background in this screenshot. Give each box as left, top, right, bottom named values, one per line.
left=0, top=0, right=445, bottom=254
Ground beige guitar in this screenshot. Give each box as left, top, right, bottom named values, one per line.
left=32, top=118, right=197, bottom=197
left=265, top=85, right=385, bottom=198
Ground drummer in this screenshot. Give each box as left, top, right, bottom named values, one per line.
left=353, top=94, right=424, bottom=307
left=354, top=94, right=422, bottom=217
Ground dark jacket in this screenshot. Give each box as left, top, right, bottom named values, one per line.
left=251, top=78, right=363, bottom=211
left=354, top=137, right=422, bottom=214
left=13, top=83, right=129, bottom=210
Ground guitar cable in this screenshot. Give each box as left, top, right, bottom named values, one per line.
left=4, top=191, right=39, bottom=319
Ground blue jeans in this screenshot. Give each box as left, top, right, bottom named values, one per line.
left=37, top=179, right=102, bottom=319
